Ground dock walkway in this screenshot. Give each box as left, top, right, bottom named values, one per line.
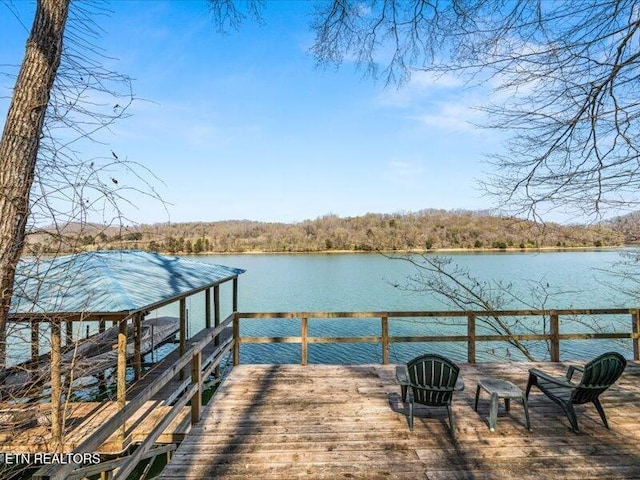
left=160, top=361, right=640, bottom=479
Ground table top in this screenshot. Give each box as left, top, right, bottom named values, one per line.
left=477, top=377, right=523, bottom=397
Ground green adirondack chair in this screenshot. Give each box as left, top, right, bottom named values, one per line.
left=525, top=351, right=627, bottom=432
left=396, top=353, right=464, bottom=436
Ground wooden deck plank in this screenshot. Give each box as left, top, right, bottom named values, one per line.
left=0, top=401, right=191, bottom=453
left=160, top=362, right=640, bottom=479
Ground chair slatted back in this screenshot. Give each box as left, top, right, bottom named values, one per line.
left=408, top=354, right=460, bottom=407
left=572, top=352, right=627, bottom=404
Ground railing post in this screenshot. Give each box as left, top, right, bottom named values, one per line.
left=233, top=313, right=240, bottom=366
left=51, top=318, right=62, bottom=451
left=134, top=313, right=142, bottom=381
left=214, top=285, right=221, bottom=378
left=232, top=277, right=238, bottom=312
left=633, top=309, right=640, bottom=361
left=65, top=318, right=73, bottom=347
left=467, top=314, right=476, bottom=364
left=301, top=317, right=308, bottom=366
left=31, top=319, right=39, bottom=362
left=550, top=312, right=560, bottom=362
left=117, top=318, right=128, bottom=447
left=381, top=316, right=389, bottom=365
left=179, top=298, right=187, bottom=381
left=191, top=351, right=202, bottom=424
left=205, top=288, right=211, bottom=329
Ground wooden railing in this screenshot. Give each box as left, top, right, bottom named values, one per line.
left=34, top=307, right=640, bottom=479
left=235, top=308, right=640, bottom=364
left=34, top=313, right=236, bottom=480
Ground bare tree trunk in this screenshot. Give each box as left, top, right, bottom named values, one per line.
left=0, top=0, right=70, bottom=367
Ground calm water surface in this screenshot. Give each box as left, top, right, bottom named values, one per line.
left=149, top=250, right=638, bottom=364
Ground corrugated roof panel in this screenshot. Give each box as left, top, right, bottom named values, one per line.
left=10, top=251, right=245, bottom=315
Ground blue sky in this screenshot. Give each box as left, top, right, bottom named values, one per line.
left=0, top=1, right=500, bottom=225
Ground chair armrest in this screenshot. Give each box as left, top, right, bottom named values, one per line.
left=455, top=378, right=465, bottom=391
left=529, top=368, right=575, bottom=388
left=566, top=365, right=584, bottom=383
left=395, top=365, right=409, bottom=385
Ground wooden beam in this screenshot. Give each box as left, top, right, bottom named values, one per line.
left=180, top=298, right=187, bottom=381
left=179, top=298, right=187, bottom=357
left=65, top=319, right=73, bottom=347
left=467, top=314, right=476, bottom=364
left=50, top=318, right=62, bottom=451
left=134, top=313, right=142, bottom=381
left=214, top=284, right=221, bottom=377
left=301, top=317, right=308, bottom=366
left=633, top=309, right=640, bottom=361
left=236, top=307, right=639, bottom=319
left=550, top=312, right=560, bottom=362
left=205, top=288, right=211, bottom=329
left=232, top=277, right=238, bottom=312
left=117, top=318, right=128, bottom=447
left=191, top=351, right=202, bottom=424
left=381, top=316, right=389, bottom=365
left=31, top=319, right=39, bottom=362
left=233, top=313, right=240, bottom=366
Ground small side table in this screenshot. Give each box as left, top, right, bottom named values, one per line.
left=474, top=378, right=531, bottom=431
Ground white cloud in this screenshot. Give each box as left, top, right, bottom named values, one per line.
left=375, top=71, right=466, bottom=107
left=412, top=101, right=484, bottom=133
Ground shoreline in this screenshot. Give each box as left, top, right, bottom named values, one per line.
left=174, top=245, right=630, bottom=255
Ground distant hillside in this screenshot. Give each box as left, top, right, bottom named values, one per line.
left=606, top=211, right=640, bottom=244
left=27, top=209, right=625, bottom=254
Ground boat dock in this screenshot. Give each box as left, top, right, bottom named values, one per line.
left=159, top=362, right=640, bottom=479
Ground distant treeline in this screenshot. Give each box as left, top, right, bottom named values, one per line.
left=27, top=209, right=628, bottom=255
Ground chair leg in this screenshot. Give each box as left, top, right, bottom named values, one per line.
left=446, top=404, right=455, bottom=437
left=401, top=385, right=407, bottom=402
left=593, top=398, right=609, bottom=429
left=525, top=372, right=535, bottom=399
left=522, top=393, right=531, bottom=431
left=560, top=402, right=579, bottom=433
left=408, top=397, right=414, bottom=431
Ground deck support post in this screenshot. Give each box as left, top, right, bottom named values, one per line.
left=214, top=284, right=221, bottom=377
left=117, top=318, right=128, bottom=446
left=232, top=277, right=238, bottom=312
left=301, top=317, right=308, bottom=366
left=633, top=309, right=640, bottom=361
left=134, top=313, right=142, bottom=381
left=191, top=351, right=202, bottom=424
left=51, top=318, right=63, bottom=451
left=467, top=314, right=476, bottom=363
left=180, top=298, right=187, bottom=381
left=205, top=288, right=211, bottom=329
left=381, top=316, right=389, bottom=365
left=550, top=312, right=560, bottom=362
left=65, top=319, right=73, bottom=347
left=233, top=313, right=240, bottom=366
left=31, top=319, right=39, bottom=362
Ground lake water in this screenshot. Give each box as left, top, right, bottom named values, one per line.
left=149, top=249, right=639, bottom=365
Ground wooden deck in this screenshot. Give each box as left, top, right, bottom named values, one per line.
left=0, top=401, right=190, bottom=454
left=160, top=362, right=640, bottom=480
